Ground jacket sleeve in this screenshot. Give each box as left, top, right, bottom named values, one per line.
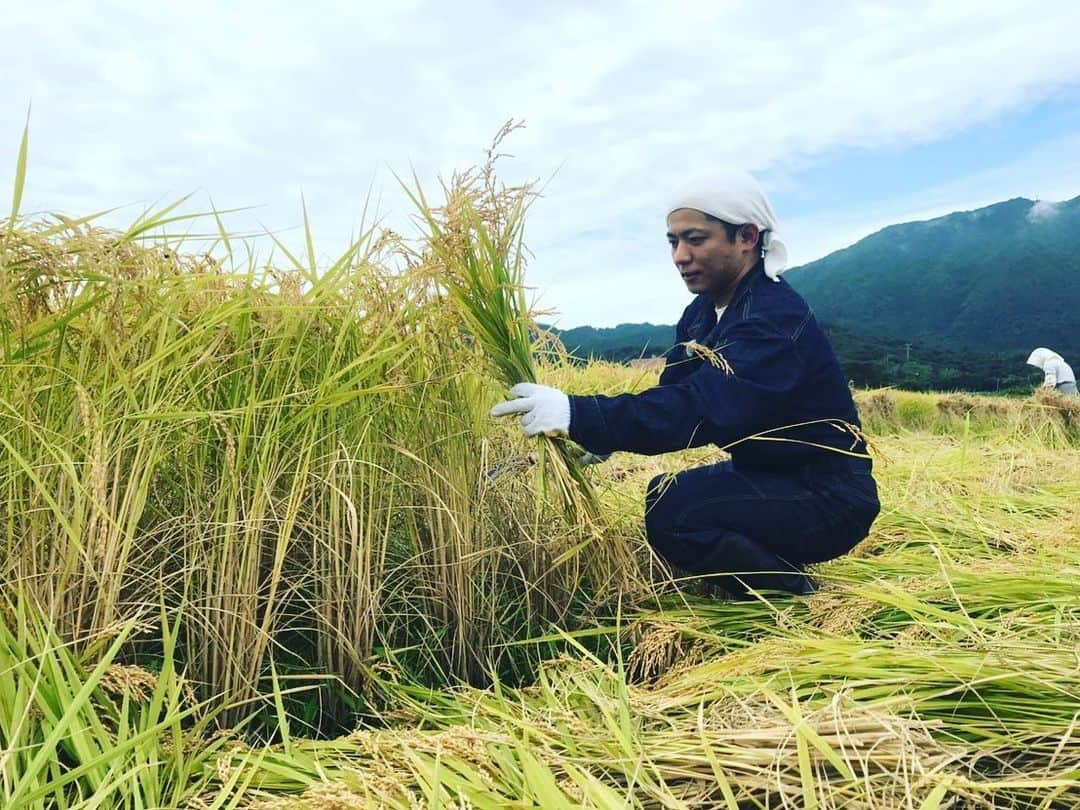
left=569, top=317, right=805, bottom=456
left=1043, top=361, right=1058, bottom=387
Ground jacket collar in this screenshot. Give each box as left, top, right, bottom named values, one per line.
left=725, top=258, right=767, bottom=315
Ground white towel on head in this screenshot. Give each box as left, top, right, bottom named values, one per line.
left=667, top=169, right=788, bottom=280
left=1026, top=347, right=1062, bottom=369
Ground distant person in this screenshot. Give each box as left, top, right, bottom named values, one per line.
left=492, top=171, right=880, bottom=598
left=1027, top=347, right=1078, bottom=395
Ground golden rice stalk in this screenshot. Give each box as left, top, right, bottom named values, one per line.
left=401, top=122, right=599, bottom=528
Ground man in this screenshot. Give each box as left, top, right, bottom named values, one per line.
left=492, top=170, right=880, bottom=597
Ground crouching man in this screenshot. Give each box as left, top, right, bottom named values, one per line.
left=492, top=170, right=880, bottom=597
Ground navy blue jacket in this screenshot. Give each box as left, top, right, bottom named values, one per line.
left=568, top=263, right=867, bottom=471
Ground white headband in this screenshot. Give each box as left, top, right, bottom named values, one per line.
left=667, top=170, right=788, bottom=280
left=1027, top=347, right=1062, bottom=369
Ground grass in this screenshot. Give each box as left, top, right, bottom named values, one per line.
left=1, top=137, right=1078, bottom=806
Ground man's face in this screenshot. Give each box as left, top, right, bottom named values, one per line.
left=666, top=209, right=758, bottom=306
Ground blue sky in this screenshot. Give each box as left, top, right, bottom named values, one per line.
left=3, top=1, right=1080, bottom=327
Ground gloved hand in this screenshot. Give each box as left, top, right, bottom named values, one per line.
left=490, top=383, right=570, bottom=438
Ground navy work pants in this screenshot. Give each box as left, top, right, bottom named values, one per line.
left=645, top=457, right=879, bottom=596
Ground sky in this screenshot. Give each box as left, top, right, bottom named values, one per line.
left=4, top=0, right=1080, bottom=328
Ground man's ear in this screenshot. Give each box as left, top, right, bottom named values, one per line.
left=738, top=223, right=760, bottom=249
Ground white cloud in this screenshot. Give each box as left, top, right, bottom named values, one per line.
left=3, top=0, right=1080, bottom=326
left=1027, top=199, right=1062, bottom=223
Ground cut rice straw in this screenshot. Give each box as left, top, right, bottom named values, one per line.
left=400, top=121, right=599, bottom=531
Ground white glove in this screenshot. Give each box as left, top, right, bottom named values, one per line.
left=490, top=383, right=571, bottom=438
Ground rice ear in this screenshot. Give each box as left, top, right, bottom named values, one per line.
left=401, top=153, right=600, bottom=530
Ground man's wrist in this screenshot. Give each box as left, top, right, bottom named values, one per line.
left=568, top=394, right=612, bottom=454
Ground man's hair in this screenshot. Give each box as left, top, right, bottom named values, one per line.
left=702, top=212, right=762, bottom=248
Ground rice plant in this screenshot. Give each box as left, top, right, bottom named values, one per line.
left=400, top=122, right=602, bottom=539
left=0, top=598, right=238, bottom=809
left=0, top=131, right=653, bottom=738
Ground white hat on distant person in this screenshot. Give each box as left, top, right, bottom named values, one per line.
left=1026, top=347, right=1062, bottom=369
left=667, top=169, right=789, bottom=281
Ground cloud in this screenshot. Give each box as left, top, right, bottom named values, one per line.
left=3, top=0, right=1080, bottom=326
left=1027, top=200, right=1063, bottom=223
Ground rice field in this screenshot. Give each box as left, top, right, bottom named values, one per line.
left=1, top=144, right=1078, bottom=808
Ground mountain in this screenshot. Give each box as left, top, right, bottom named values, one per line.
left=548, top=322, right=675, bottom=362
left=548, top=320, right=1034, bottom=392
left=783, top=195, right=1080, bottom=356
left=817, top=323, right=1031, bottom=392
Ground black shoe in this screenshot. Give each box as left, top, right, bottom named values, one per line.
left=721, top=570, right=818, bottom=600
left=786, top=570, right=819, bottom=596
left=699, top=531, right=816, bottom=599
